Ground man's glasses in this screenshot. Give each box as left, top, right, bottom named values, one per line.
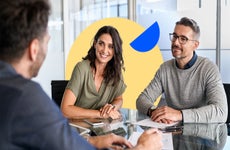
left=169, top=33, right=196, bottom=45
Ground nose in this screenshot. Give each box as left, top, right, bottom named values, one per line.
left=102, top=45, right=110, bottom=53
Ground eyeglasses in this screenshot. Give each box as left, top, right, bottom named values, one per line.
left=169, top=33, right=196, bottom=44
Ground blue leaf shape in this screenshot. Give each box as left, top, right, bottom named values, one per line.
left=130, top=21, right=160, bottom=52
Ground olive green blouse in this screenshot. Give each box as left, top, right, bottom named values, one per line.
left=66, top=60, right=126, bottom=110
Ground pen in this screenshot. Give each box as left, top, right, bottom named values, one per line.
left=159, top=126, right=183, bottom=133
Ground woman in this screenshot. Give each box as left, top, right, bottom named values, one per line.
left=61, top=26, right=126, bottom=119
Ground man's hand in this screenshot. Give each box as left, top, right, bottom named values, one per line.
left=88, top=129, right=162, bottom=150
left=150, top=106, right=182, bottom=123
left=88, top=133, right=133, bottom=150
left=134, top=128, right=163, bottom=150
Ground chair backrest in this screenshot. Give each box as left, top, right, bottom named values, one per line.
left=51, top=80, right=69, bottom=107
left=223, top=83, right=230, bottom=123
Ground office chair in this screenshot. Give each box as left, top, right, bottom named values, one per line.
left=224, top=83, right=230, bottom=136
left=223, top=83, right=230, bottom=123
left=51, top=80, right=69, bottom=107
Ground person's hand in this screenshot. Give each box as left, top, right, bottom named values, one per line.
left=158, top=118, right=175, bottom=124
left=100, top=103, right=115, bottom=116
left=99, top=109, right=121, bottom=119
left=150, top=106, right=182, bottom=123
left=134, top=128, right=162, bottom=150
left=100, top=103, right=121, bottom=119
left=107, top=110, right=121, bottom=119
left=88, top=133, right=133, bottom=150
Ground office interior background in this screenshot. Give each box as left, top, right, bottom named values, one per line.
left=33, top=0, right=230, bottom=101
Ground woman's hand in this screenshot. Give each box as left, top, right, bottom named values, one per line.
left=100, top=103, right=115, bottom=115
left=100, top=103, right=121, bottom=119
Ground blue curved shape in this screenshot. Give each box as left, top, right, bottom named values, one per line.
left=130, top=21, right=160, bottom=52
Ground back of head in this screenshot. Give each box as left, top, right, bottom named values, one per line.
left=0, top=0, right=50, bottom=63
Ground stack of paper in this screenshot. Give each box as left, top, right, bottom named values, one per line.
left=133, top=118, right=180, bottom=129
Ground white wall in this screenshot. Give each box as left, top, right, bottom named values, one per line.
left=34, top=0, right=230, bottom=98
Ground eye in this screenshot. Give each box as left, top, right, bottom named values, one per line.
left=97, top=41, right=104, bottom=46
left=180, top=36, right=187, bottom=42
left=108, top=44, right=114, bottom=49
left=172, top=34, right=178, bottom=40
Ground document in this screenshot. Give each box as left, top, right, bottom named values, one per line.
left=128, top=131, right=173, bottom=150
left=133, top=118, right=179, bottom=129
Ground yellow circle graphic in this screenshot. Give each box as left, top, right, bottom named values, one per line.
left=66, top=18, right=163, bottom=109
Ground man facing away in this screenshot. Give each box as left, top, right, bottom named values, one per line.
left=136, top=17, right=227, bottom=124
left=0, top=0, right=162, bottom=149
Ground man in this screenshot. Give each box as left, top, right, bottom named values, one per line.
left=0, top=0, right=162, bottom=150
left=136, top=17, right=228, bottom=124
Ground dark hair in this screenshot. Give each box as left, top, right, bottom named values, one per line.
left=83, top=25, right=124, bottom=86
left=176, top=17, right=200, bottom=40
left=0, top=0, right=50, bottom=62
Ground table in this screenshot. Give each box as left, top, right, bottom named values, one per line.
left=69, top=108, right=230, bottom=150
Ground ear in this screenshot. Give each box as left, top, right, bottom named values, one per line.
left=194, top=40, right=200, bottom=49
left=28, top=39, right=39, bottom=62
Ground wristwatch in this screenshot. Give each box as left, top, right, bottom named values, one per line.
left=147, top=106, right=155, bottom=117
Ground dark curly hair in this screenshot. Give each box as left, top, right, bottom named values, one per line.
left=83, top=25, right=125, bottom=86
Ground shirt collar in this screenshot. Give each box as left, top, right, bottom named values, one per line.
left=176, top=52, right=197, bottom=69
left=0, top=60, right=17, bottom=78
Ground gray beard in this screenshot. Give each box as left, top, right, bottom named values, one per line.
left=174, top=55, right=186, bottom=60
